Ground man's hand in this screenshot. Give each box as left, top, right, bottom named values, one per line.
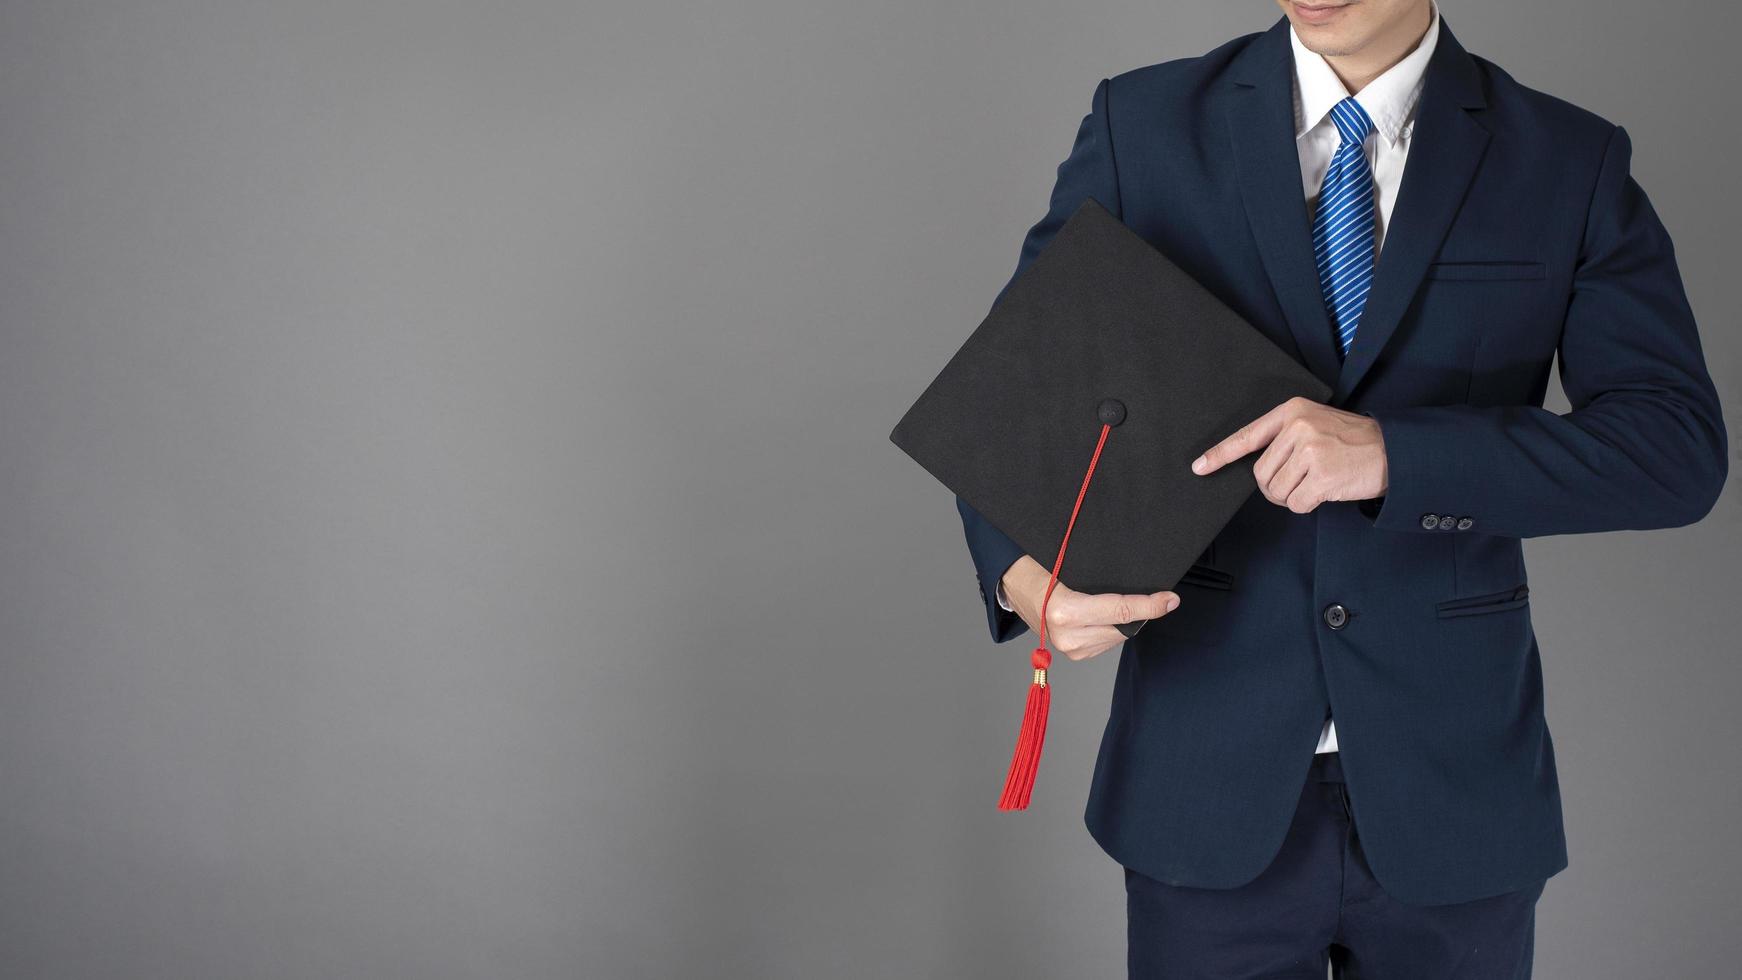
left=1191, top=396, right=1388, bottom=513
left=1000, top=555, right=1179, bottom=661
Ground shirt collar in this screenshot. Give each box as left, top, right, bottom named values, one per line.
left=1290, top=0, right=1440, bottom=145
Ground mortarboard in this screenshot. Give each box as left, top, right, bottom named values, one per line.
left=890, top=199, right=1331, bottom=810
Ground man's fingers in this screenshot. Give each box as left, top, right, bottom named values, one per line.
left=1066, top=590, right=1181, bottom=627
left=1047, top=592, right=1183, bottom=660
left=1193, top=403, right=1292, bottom=475
left=1260, top=441, right=1309, bottom=506
left=1250, top=426, right=1298, bottom=489
left=1285, top=480, right=1324, bottom=515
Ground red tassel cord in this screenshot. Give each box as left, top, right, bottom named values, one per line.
left=997, top=421, right=1113, bottom=811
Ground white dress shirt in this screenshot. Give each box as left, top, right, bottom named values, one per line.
left=997, top=3, right=1442, bottom=757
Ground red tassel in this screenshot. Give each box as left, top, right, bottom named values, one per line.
left=996, top=657, right=1052, bottom=810
left=996, top=421, right=1112, bottom=811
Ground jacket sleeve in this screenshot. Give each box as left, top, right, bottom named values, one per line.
left=957, top=77, right=1123, bottom=643
left=1360, top=124, right=1728, bottom=538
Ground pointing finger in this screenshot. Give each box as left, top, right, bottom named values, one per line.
left=1193, top=404, right=1289, bottom=476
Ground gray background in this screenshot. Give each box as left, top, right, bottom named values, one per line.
left=0, top=1, right=1735, bottom=977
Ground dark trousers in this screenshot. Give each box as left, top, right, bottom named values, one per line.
left=1126, top=752, right=1545, bottom=979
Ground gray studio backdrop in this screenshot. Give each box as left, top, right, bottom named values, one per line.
left=1, top=1, right=1736, bottom=978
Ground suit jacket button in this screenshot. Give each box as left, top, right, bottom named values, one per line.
left=1437, top=515, right=1457, bottom=530
left=1456, top=517, right=1474, bottom=530
left=1323, top=603, right=1349, bottom=629
left=1420, top=513, right=1440, bottom=530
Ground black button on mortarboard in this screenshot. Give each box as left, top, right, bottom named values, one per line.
left=1097, top=398, right=1127, bottom=427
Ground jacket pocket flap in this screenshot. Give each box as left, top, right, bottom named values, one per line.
left=1177, top=563, right=1234, bottom=591
left=1425, top=261, right=1546, bottom=281
left=1437, top=583, right=1530, bottom=617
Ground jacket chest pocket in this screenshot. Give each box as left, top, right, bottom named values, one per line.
left=1436, top=583, right=1530, bottom=618
left=1424, top=260, right=1545, bottom=281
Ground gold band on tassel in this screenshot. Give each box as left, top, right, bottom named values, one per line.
left=1034, top=667, right=1049, bottom=687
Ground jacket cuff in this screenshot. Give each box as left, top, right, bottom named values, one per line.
left=956, top=496, right=1031, bottom=643
left=1359, top=407, right=1483, bottom=535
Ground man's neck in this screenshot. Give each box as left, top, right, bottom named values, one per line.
left=1323, top=2, right=1434, bottom=94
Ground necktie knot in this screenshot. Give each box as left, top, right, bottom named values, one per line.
left=1330, top=97, right=1374, bottom=146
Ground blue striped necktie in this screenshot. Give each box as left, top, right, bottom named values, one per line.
left=1312, top=97, right=1377, bottom=359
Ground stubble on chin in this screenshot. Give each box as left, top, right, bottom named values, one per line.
left=1293, top=27, right=1361, bottom=59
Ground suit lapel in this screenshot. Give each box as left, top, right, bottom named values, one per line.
left=1224, top=16, right=1491, bottom=404
left=1332, top=20, right=1489, bottom=402
left=1226, top=17, right=1343, bottom=390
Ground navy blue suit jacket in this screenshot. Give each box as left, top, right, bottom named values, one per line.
left=957, top=14, right=1727, bottom=905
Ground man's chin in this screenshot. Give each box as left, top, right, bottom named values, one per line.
left=1293, top=27, right=1364, bottom=59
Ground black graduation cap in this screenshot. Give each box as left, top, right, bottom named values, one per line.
left=890, top=198, right=1331, bottom=809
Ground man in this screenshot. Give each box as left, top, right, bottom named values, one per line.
left=956, top=1, right=1728, bottom=975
